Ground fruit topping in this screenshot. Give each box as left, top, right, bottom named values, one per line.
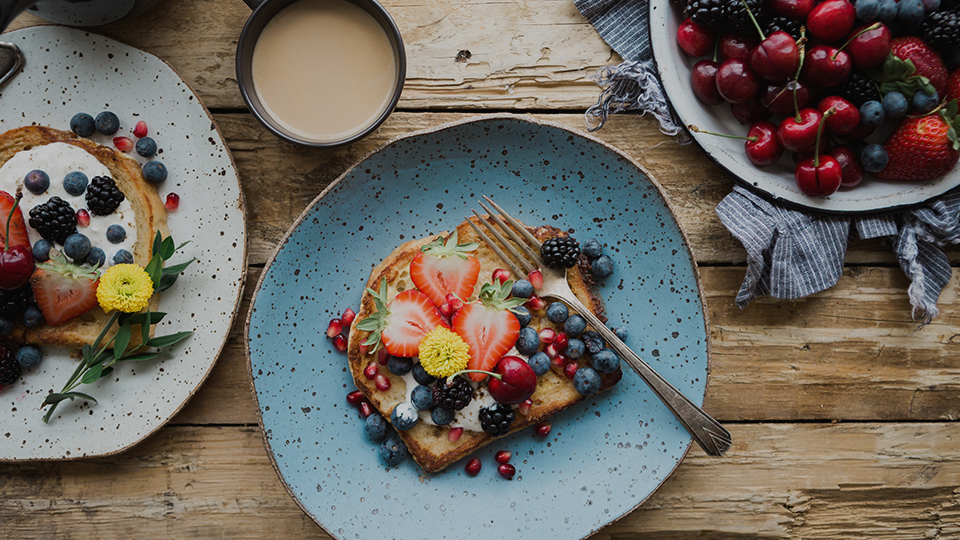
left=70, top=113, right=96, bottom=138
left=465, top=457, right=482, bottom=476
left=591, top=348, right=621, bottom=373
left=452, top=280, right=526, bottom=381
left=164, top=192, right=179, bottom=212
left=0, top=285, right=34, bottom=321
left=113, top=137, right=134, bottom=152
left=534, top=421, right=552, bottom=438
left=386, top=356, right=413, bottom=376
left=431, top=406, right=455, bottom=425
left=136, top=137, right=158, bottom=158
left=492, top=268, right=512, bottom=284
left=29, top=249, right=100, bottom=327
left=837, top=70, right=882, bottom=108
left=16, top=345, right=42, bottom=369
left=86, top=176, right=125, bottom=216
left=545, top=301, right=569, bottom=323
left=63, top=233, right=91, bottom=262
left=24, top=169, right=50, bottom=195
left=526, top=269, right=543, bottom=288
left=133, top=120, right=149, bottom=139
left=63, top=171, right=89, bottom=196
left=95, top=111, right=120, bottom=135
left=356, top=278, right=448, bottom=357
left=540, top=236, right=580, bottom=269
left=563, top=361, right=580, bottom=379
left=479, top=402, right=516, bottom=436
left=112, top=249, right=134, bottom=265
left=379, top=436, right=408, bottom=466
left=497, top=463, right=516, bottom=480
left=365, top=413, right=387, bottom=441
left=0, top=192, right=34, bottom=291
left=495, top=450, right=512, bottom=464
left=920, top=10, right=960, bottom=53
left=409, top=231, right=480, bottom=307
left=0, top=191, right=30, bottom=250
left=29, top=196, right=78, bottom=244
left=143, top=161, right=168, bottom=184
left=76, top=209, right=90, bottom=228
left=573, top=366, right=602, bottom=395
left=434, top=375, right=474, bottom=411
left=454, top=355, right=538, bottom=405
left=0, top=342, right=20, bottom=386
left=448, top=426, right=464, bottom=442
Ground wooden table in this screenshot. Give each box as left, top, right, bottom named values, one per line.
left=4, top=1, right=960, bottom=538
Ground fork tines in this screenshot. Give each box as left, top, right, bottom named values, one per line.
left=466, top=197, right=544, bottom=278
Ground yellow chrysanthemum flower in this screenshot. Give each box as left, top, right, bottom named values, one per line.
left=97, top=264, right=154, bottom=313
left=418, top=326, right=470, bottom=378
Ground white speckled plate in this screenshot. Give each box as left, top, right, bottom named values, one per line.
left=0, top=25, right=246, bottom=460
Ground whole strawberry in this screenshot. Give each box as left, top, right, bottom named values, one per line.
left=874, top=106, right=960, bottom=181
left=890, top=37, right=949, bottom=98
left=948, top=70, right=960, bottom=105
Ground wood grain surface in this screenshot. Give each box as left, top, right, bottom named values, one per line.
left=4, top=0, right=960, bottom=538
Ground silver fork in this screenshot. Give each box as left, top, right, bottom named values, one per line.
left=468, top=197, right=732, bottom=457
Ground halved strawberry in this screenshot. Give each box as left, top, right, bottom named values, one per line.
left=30, top=249, right=100, bottom=326
left=355, top=278, right=448, bottom=357
left=410, top=231, right=481, bottom=307
left=452, top=280, right=527, bottom=382
left=0, top=191, right=30, bottom=249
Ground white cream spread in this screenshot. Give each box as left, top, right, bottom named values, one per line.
left=0, top=142, right=137, bottom=267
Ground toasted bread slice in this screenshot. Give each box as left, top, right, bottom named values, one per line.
left=348, top=215, right=621, bottom=472
left=0, top=126, right=168, bottom=348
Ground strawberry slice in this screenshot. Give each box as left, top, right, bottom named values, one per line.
left=30, top=249, right=100, bottom=326
left=0, top=191, right=30, bottom=249
left=452, top=280, right=527, bottom=382
left=355, top=279, right=448, bottom=357
left=410, top=231, right=481, bottom=307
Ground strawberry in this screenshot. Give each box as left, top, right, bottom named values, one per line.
left=355, top=278, right=448, bottom=357
left=30, top=249, right=100, bottom=326
left=875, top=104, right=960, bottom=181
left=409, top=231, right=480, bottom=307
left=947, top=70, right=960, bottom=105
left=0, top=191, right=30, bottom=249
left=889, top=37, right=948, bottom=98
left=452, top=280, right=527, bottom=382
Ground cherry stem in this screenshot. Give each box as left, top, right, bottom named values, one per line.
left=793, top=28, right=807, bottom=122
left=687, top=125, right=758, bottom=142
left=712, top=34, right=719, bottom=63
left=834, top=22, right=882, bottom=59
left=741, top=0, right=766, bottom=41
left=450, top=369, right=502, bottom=381
left=3, top=191, right=21, bottom=253
left=814, top=108, right=835, bottom=168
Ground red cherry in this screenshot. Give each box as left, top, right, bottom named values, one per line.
left=778, top=108, right=822, bottom=153
left=828, top=145, right=865, bottom=188
left=806, top=0, right=855, bottom=42
left=843, top=23, right=891, bottom=69
left=791, top=136, right=831, bottom=163
left=760, top=80, right=809, bottom=115
left=718, top=33, right=757, bottom=61
left=465, top=458, right=482, bottom=477
left=817, top=96, right=860, bottom=135
left=751, top=31, right=800, bottom=82
left=486, top=356, right=538, bottom=405
left=691, top=60, right=725, bottom=106
left=677, top=18, right=716, bottom=57
left=802, top=46, right=851, bottom=88
left=745, top=121, right=784, bottom=167
left=837, top=122, right=875, bottom=142
left=795, top=156, right=843, bottom=196
left=769, top=0, right=816, bottom=20
left=0, top=193, right=34, bottom=290
left=731, top=98, right=772, bottom=125
left=715, top=58, right=760, bottom=103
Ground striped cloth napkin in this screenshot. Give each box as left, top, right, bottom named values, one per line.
left=573, top=0, right=960, bottom=323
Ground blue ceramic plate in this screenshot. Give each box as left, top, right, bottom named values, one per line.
left=245, top=115, right=711, bottom=540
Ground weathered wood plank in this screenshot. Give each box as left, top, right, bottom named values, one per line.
left=2, top=423, right=959, bottom=539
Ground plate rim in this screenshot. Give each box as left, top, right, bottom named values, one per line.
left=0, top=24, right=249, bottom=463
left=243, top=112, right=714, bottom=539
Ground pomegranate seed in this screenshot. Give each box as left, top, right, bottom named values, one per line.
left=518, top=399, right=532, bottom=415
left=527, top=269, right=544, bottom=288
left=563, top=362, right=579, bottom=379
left=332, top=335, right=347, bottom=352
left=364, top=362, right=379, bottom=380
left=341, top=308, right=356, bottom=326
left=164, top=192, right=180, bottom=212
left=358, top=343, right=370, bottom=355
left=113, top=136, right=134, bottom=152
left=551, top=354, right=565, bottom=367
left=377, top=348, right=390, bottom=365
left=448, top=427, right=464, bottom=442
left=358, top=400, right=374, bottom=418
left=555, top=332, right=568, bottom=349
left=438, top=302, right=454, bottom=317
left=346, top=390, right=365, bottom=406
left=375, top=374, right=391, bottom=392
left=495, top=450, right=512, bottom=464
left=133, top=120, right=148, bottom=138
left=539, top=328, right=556, bottom=344
left=525, top=295, right=546, bottom=310
left=326, top=318, right=343, bottom=338
left=545, top=343, right=559, bottom=359
left=465, top=457, right=482, bottom=476
left=445, top=293, right=464, bottom=310
left=535, top=421, right=552, bottom=438
left=492, top=268, right=512, bottom=284
left=76, top=209, right=90, bottom=227
left=497, top=463, right=516, bottom=480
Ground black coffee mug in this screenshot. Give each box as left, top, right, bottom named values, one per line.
left=235, top=0, right=406, bottom=148
left=0, top=0, right=167, bottom=32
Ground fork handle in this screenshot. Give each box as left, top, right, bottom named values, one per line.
left=562, top=294, right=732, bottom=457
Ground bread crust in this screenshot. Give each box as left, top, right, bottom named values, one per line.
left=0, top=126, right=168, bottom=347
left=348, top=215, right=621, bottom=472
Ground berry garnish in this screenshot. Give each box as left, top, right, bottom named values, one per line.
left=540, top=236, right=580, bottom=269
left=341, top=307, right=356, bottom=326
left=794, top=108, right=843, bottom=197
left=435, top=375, right=474, bottom=410
left=86, top=176, right=125, bottom=216
left=0, top=191, right=34, bottom=290
left=29, top=196, right=78, bottom=244
left=451, top=280, right=526, bottom=381
left=76, top=209, right=90, bottom=228
left=497, top=463, right=516, bottom=480
left=164, top=192, right=180, bottom=212
left=492, top=268, right=512, bottom=284
left=465, top=458, right=482, bottom=476
left=479, top=403, right=516, bottom=437
left=355, top=278, right=449, bottom=357
left=332, top=334, right=347, bottom=352
left=495, top=450, right=512, bottom=464
left=450, top=356, right=538, bottom=405
left=0, top=342, right=21, bottom=386
left=327, top=318, right=343, bottom=338
left=29, top=248, right=100, bottom=327
left=133, top=120, right=148, bottom=138
left=409, top=231, right=480, bottom=307
left=113, top=137, right=134, bottom=152
left=534, top=421, right=552, bottom=438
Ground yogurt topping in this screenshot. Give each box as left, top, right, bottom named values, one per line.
left=0, top=143, right=137, bottom=266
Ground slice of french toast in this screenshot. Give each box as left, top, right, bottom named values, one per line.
left=0, top=125, right=168, bottom=348
left=347, top=215, right=621, bottom=473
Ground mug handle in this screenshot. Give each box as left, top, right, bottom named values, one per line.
left=242, top=0, right=269, bottom=9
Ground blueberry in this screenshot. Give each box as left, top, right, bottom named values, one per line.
left=512, top=305, right=532, bottom=328
left=62, top=171, right=89, bottom=196
left=387, top=356, right=413, bottom=376
left=24, top=169, right=50, bottom=195
left=379, top=436, right=408, bottom=466
left=581, top=238, right=603, bottom=260
left=23, top=305, right=43, bottom=328
left=515, top=327, right=540, bottom=356
left=106, top=224, right=127, bottom=244
left=86, top=247, right=106, bottom=268
left=591, top=348, right=620, bottom=374
left=920, top=0, right=940, bottom=9
left=142, top=161, right=167, bottom=184
left=365, top=413, right=387, bottom=441
left=591, top=255, right=614, bottom=278
left=527, top=351, right=551, bottom=376
left=913, top=89, right=939, bottom=113
left=563, top=314, right=587, bottom=337
left=511, top=279, right=534, bottom=299
left=15, top=346, right=42, bottom=369
left=856, top=0, right=880, bottom=20
left=545, top=302, right=568, bottom=323
left=135, top=136, right=158, bottom=158
left=882, top=91, right=908, bottom=118
left=412, top=363, right=436, bottom=385
left=573, top=366, right=602, bottom=395
left=430, top=407, right=455, bottom=426
left=70, top=113, right=96, bottom=137
left=581, top=330, right=605, bottom=355
left=896, top=0, right=924, bottom=25
left=861, top=144, right=889, bottom=173
left=63, top=233, right=91, bottom=261
left=0, top=317, right=12, bottom=337
left=390, top=402, right=418, bottom=431
left=411, top=385, right=434, bottom=410
left=95, top=111, right=120, bottom=135
left=32, top=239, right=52, bottom=262
left=611, top=325, right=628, bottom=341
left=113, top=249, right=134, bottom=265
left=566, top=338, right=585, bottom=359
left=859, top=101, right=885, bottom=127
left=877, top=0, right=898, bottom=21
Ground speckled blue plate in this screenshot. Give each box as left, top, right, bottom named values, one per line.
left=245, top=115, right=711, bottom=540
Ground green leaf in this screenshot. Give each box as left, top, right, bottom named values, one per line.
left=144, top=254, right=163, bottom=289
left=175, top=240, right=191, bottom=252
left=160, top=236, right=176, bottom=260
left=118, top=352, right=168, bottom=362
left=99, top=366, right=114, bottom=379
left=81, top=365, right=103, bottom=385
left=91, top=350, right=113, bottom=366
left=81, top=344, right=93, bottom=363
left=153, top=231, right=163, bottom=257
left=113, top=323, right=132, bottom=362
left=141, top=309, right=152, bottom=347
left=43, top=393, right=68, bottom=405
left=64, top=391, right=97, bottom=404
left=124, top=311, right=166, bottom=326
left=162, top=259, right=195, bottom=276
left=146, top=331, right=193, bottom=348
left=155, top=272, right=179, bottom=293
left=355, top=318, right=380, bottom=331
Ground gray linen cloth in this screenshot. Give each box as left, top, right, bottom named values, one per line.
left=574, top=0, right=960, bottom=323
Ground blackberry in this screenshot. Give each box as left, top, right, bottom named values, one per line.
left=764, top=14, right=803, bottom=41
left=540, top=236, right=580, bottom=269
left=685, top=0, right=725, bottom=28
left=921, top=10, right=960, bottom=52
left=837, top=71, right=881, bottom=108
left=0, top=286, right=34, bottom=319
left=724, top=0, right=763, bottom=36
left=434, top=376, right=473, bottom=411
left=479, top=403, right=516, bottom=437
left=0, top=343, right=20, bottom=386
left=85, top=176, right=125, bottom=216
left=29, top=196, right=78, bottom=244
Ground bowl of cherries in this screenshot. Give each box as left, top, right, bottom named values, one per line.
left=649, top=0, right=960, bottom=213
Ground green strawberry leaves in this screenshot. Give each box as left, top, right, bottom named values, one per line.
left=478, top=279, right=527, bottom=312
left=356, top=278, right=390, bottom=351
left=942, top=99, right=959, bottom=152
left=868, top=53, right=936, bottom=101
left=420, top=230, right=479, bottom=260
